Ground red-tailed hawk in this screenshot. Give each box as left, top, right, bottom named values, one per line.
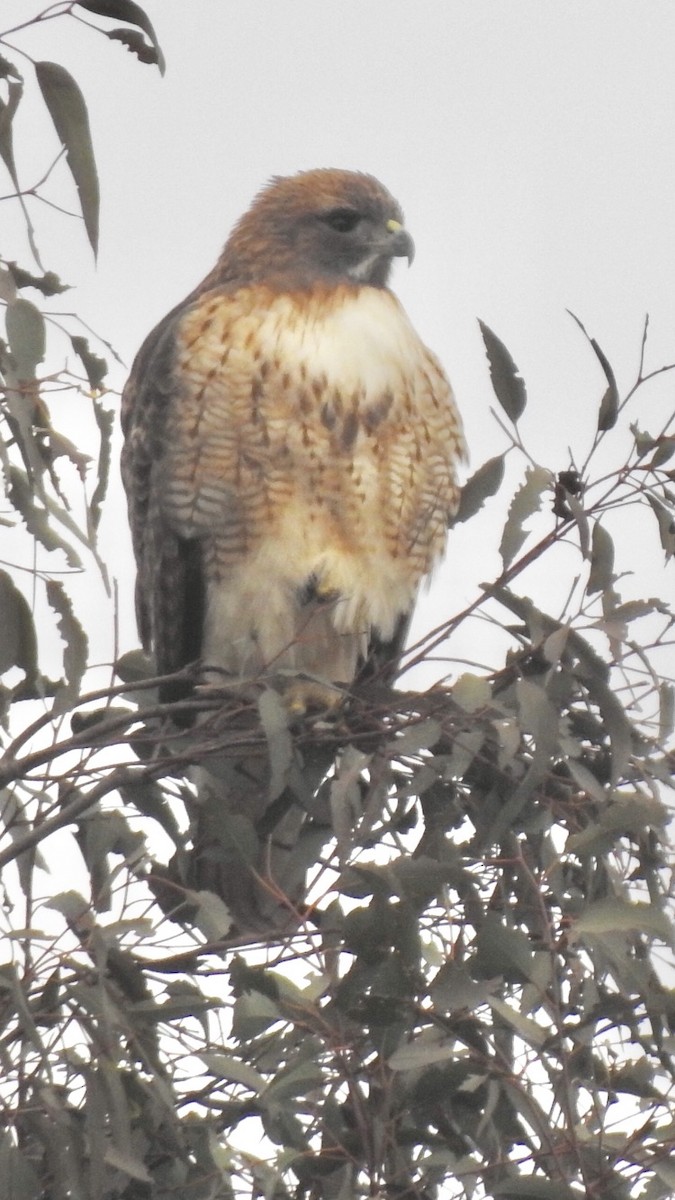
left=121, top=169, right=466, bottom=706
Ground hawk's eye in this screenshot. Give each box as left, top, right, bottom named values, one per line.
left=320, top=207, right=361, bottom=233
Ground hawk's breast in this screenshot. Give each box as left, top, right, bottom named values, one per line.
left=165, top=283, right=465, bottom=646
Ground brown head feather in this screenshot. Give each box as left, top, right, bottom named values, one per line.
left=200, top=168, right=413, bottom=292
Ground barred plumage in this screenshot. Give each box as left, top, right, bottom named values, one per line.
left=121, top=169, right=466, bottom=701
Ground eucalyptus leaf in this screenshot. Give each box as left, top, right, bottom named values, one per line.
left=479, top=321, right=527, bottom=422
left=46, top=578, right=88, bottom=714
left=568, top=310, right=619, bottom=432
left=35, top=61, right=100, bottom=254
left=76, top=0, right=165, bottom=73
left=454, top=454, right=506, bottom=524
left=587, top=522, right=615, bottom=594
left=5, top=297, right=45, bottom=379
left=499, top=466, right=552, bottom=568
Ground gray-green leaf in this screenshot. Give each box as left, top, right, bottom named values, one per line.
left=479, top=321, right=527, bottom=422
left=35, top=61, right=100, bottom=254
left=499, top=465, right=552, bottom=568
left=454, top=454, right=505, bottom=524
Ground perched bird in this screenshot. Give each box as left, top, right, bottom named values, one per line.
left=121, top=169, right=466, bottom=706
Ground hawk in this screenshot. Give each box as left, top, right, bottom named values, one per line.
left=121, top=169, right=466, bottom=706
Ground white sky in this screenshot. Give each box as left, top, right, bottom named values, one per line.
left=2, top=0, right=675, bottom=685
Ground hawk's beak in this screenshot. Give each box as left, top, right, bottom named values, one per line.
left=386, top=218, right=415, bottom=266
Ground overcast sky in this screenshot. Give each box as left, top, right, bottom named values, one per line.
left=3, top=0, right=675, bottom=685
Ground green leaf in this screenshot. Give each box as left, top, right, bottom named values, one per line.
left=659, top=681, right=674, bottom=744
left=647, top=494, right=675, bottom=560
left=430, top=961, right=495, bottom=1011
left=258, top=687, right=292, bottom=800
left=631, top=422, right=656, bottom=458
left=388, top=1034, right=458, bottom=1070
left=46, top=890, right=90, bottom=922
left=103, top=1146, right=151, bottom=1184
left=0, top=55, right=22, bottom=83
left=201, top=1053, right=266, bottom=1093
left=185, top=889, right=233, bottom=940
left=0, top=569, right=37, bottom=679
left=35, top=61, right=100, bottom=254
left=568, top=310, right=619, bottom=431
left=46, top=579, right=88, bottom=714
left=0, top=76, right=23, bottom=190
left=479, top=321, right=527, bottom=422
left=567, top=791, right=667, bottom=854
left=587, top=522, right=614, bottom=594
left=76, top=0, right=166, bottom=74
left=231, top=990, right=282, bottom=1040
left=649, top=435, right=675, bottom=468
left=572, top=897, right=672, bottom=942
left=395, top=717, right=442, bottom=753
left=487, top=996, right=546, bottom=1049
left=264, top=1058, right=324, bottom=1102
left=581, top=667, right=633, bottom=786
left=490, top=1179, right=582, bottom=1199
left=499, top=466, right=552, bottom=568
left=0, top=1131, right=41, bottom=1200
left=473, top=913, right=534, bottom=983
left=5, top=297, right=45, bottom=380
left=452, top=672, right=492, bottom=713
left=454, top=454, right=505, bottom=524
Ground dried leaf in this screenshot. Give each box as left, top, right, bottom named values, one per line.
left=479, top=320, right=527, bottom=422
left=499, top=466, right=552, bottom=568
left=8, top=467, right=84, bottom=566
left=5, top=262, right=69, bottom=296
left=46, top=579, right=88, bottom=713
left=106, top=27, right=161, bottom=68
left=71, top=334, right=107, bottom=390
left=77, top=0, right=166, bottom=73
left=89, top=401, right=113, bottom=532
left=35, top=61, right=100, bottom=254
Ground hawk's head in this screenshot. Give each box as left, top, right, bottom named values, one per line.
left=219, top=169, right=415, bottom=290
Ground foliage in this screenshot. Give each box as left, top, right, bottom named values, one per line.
left=1, top=7, right=674, bottom=1200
